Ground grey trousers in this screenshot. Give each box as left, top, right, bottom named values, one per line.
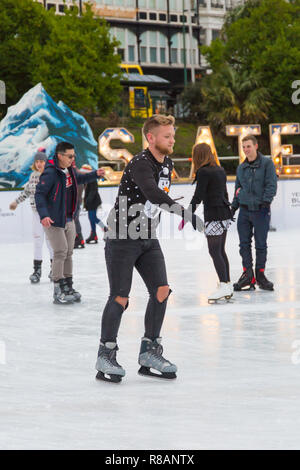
left=45, top=221, right=76, bottom=282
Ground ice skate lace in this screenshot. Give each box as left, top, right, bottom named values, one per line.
left=150, top=344, right=170, bottom=366
left=101, top=347, right=121, bottom=367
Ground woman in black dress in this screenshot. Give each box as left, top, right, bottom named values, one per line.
left=179, top=143, right=233, bottom=302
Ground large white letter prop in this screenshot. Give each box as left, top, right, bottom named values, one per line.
left=225, top=125, right=261, bottom=163
left=99, top=127, right=134, bottom=164
left=269, top=123, right=300, bottom=175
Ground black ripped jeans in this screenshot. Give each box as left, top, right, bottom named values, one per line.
left=100, top=238, right=170, bottom=344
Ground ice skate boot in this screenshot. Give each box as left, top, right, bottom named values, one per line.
left=53, top=279, right=74, bottom=305
left=95, top=342, right=125, bottom=383
left=138, top=337, right=177, bottom=379
left=29, top=260, right=42, bottom=284
left=208, top=282, right=233, bottom=304
left=86, top=231, right=98, bottom=244
left=65, top=276, right=81, bottom=302
left=74, top=233, right=85, bottom=249
left=233, top=268, right=256, bottom=291
left=255, top=269, right=274, bottom=291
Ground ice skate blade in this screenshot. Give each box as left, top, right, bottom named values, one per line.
left=53, top=299, right=74, bottom=305
left=233, top=285, right=256, bottom=292
left=30, top=278, right=40, bottom=284
left=138, top=366, right=177, bottom=380
left=208, top=296, right=234, bottom=304
left=258, top=285, right=274, bottom=291
left=96, top=371, right=122, bottom=383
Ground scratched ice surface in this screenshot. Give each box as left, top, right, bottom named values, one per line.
left=0, top=225, right=299, bottom=450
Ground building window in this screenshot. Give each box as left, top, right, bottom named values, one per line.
left=180, top=15, right=187, bottom=23
left=128, top=45, right=135, bottom=62
left=159, top=13, right=167, bottom=21
left=170, top=15, right=178, bottom=22
left=139, top=12, right=147, bottom=20
left=150, top=47, right=157, bottom=63
left=212, top=29, right=220, bottom=41
left=171, top=48, right=178, bottom=63
left=47, top=3, right=56, bottom=10
left=58, top=4, right=65, bottom=13
left=140, top=47, right=147, bottom=62
left=149, top=13, right=157, bottom=20
left=118, top=48, right=125, bottom=60
left=160, top=48, right=166, bottom=63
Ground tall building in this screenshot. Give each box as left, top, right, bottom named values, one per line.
left=37, top=1, right=243, bottom=83
left=37, top=1, right=244, bottom=113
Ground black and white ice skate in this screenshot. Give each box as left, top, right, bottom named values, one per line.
left=65, top=277, right=81, bottom=302
left=233, top=268, right=256, bottom=291
left=95, top=342, right=125, bottom=383
left=255, top=269, right=274, bottom=291
left=138, top=337, right=177, bottom=380
left=29, top=260, right=42, bottom=284
left=53, top=279, right=74, bottom=305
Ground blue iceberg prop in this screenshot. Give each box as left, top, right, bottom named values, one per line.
left=0, top=83, right=98, bottom=188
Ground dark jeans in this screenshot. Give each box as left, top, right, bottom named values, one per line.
left=237, top=206, right=270, bottom=270
left=88, top=209, right=106, bottom=232
left=100, top=238, right=169, bottom=344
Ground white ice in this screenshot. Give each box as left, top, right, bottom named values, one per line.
left=0, top=226, right=300, bottom=450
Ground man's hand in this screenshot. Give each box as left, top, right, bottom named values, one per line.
left=97, top=168, right=105, bottom=177
left=9, top=201, right=17, bottom=210
left=41, top=217, right=54, bottom=228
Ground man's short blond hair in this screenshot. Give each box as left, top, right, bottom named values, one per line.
left=143, top=114, right=175, bottom=139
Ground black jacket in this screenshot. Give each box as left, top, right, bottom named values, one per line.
left=84, top=180, right=102, bottom=211
left=35, top=155, right=99, bottom=228
left=190, top=165, right=232, bottom=222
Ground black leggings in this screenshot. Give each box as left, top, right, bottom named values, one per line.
left=207, top=231, right=230, bottom=283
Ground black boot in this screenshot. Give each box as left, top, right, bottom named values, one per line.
left=233, top=267, right=256, bottom=291
left=74, top=233, right=85, bottom=249
left=65, top=276, right=81, bottom=302
left=29, top=260, right=42, bottom=284
left=86, top=231, right=98, bottom=244
left=255, top=269, right=274, bottom=291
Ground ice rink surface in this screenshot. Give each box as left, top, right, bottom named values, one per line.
left=0, top=226, right=300, bottom=450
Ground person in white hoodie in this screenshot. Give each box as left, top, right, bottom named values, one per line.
left=9, top=151, right=53, bottom=283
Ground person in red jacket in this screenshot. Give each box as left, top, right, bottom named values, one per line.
left=35, top=141, right=105, bottom=305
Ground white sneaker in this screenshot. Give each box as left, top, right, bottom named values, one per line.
left=208, top=282, right=232, bottom=303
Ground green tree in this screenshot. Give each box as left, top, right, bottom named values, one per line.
left=201, top=0, right=300, bottom=122
left=200, top=65, right=271, bottom=131
left=0, top=0, right=51, bottom=106
left=31, top=3, right=122, bottom=114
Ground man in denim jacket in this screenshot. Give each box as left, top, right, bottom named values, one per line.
left=231, top=135, right=277, bottom=291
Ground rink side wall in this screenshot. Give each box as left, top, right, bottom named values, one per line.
left=0, top=180, right=299, bottom=244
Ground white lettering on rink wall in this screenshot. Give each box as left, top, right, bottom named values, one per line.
left=0, top=80, right=5, bottom=104
left=0, top=340, right=6, bottom=365
left=291, top=80, right=300, bottom=105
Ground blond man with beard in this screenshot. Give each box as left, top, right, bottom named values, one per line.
left=95, top=115, right=204, bottom=383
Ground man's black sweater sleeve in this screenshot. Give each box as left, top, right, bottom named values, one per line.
left=132, top=158, right=194, bottom=223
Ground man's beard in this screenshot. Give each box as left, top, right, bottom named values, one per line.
left=154, top=143, right=174, bottom=155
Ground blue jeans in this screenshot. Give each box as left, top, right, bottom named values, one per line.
left=88, top=209, right=106, bottom=232
left=237, top=206, right=270, bottom=270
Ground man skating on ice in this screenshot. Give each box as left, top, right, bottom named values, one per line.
left=35, top=141, right=105, bottom=304
left=231, top=135, right=277, bottom=291
left=95, top=114, right=204, bottom=383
